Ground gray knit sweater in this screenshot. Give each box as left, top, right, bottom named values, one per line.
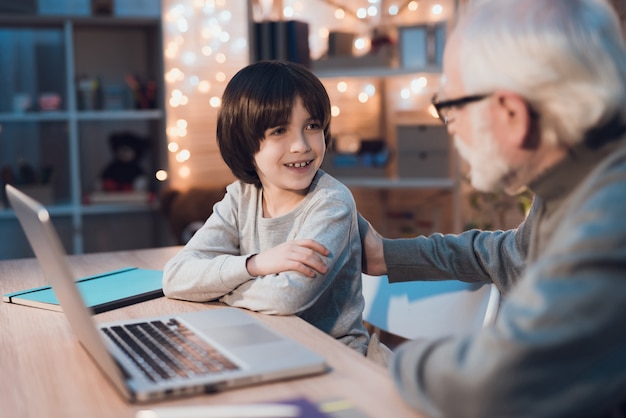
left=384, top=134, right=626, bottom=418
left=163, top=170, right=369, bottom=354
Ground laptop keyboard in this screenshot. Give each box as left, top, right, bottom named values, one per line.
left=102, top=318, right=239, bottom=382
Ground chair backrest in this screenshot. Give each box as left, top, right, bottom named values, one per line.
left=361, top=274, right=500, bottom=340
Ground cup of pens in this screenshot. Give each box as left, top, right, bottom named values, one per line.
left=125, top=74, right=157, bottom=110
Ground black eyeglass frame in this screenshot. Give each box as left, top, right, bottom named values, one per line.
left=431, top=93, right=491, bottom=124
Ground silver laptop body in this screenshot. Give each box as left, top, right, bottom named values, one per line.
left=6, top=184, right=327, bottom=402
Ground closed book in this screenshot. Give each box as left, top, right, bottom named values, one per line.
left=286, top=20, right=311, bottom=67
left=254, top=21, right=273, bottom=61
left=3, top=267, right=163, bottom=314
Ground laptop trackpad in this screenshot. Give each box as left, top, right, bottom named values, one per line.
left=207, top=323, right=281, bottom=348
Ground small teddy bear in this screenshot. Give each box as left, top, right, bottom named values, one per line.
left=100, top=132, right=151, bottom=192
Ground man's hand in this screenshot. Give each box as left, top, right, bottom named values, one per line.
left=358, top=213, right=387, bottom=276
left=246, top=239, right=330, bottom=278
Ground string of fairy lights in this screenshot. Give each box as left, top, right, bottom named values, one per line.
left=160, top=0, right=450, bottom=185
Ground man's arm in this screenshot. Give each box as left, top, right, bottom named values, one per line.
left=359, top=198, right=536, bottom=291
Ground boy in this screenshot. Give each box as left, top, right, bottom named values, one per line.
left=163, top=61, right=369, bottom=354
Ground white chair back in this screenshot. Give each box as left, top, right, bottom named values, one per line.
left=362, top=275, right=500, bottom=340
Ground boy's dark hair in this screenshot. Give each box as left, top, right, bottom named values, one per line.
left=216, top=60, right=331, bottom=187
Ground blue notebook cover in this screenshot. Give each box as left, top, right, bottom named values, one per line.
left=3, top=267, right=164, bottom=314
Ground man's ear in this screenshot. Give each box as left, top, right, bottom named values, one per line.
left=491, top=91, right=535, bottom=149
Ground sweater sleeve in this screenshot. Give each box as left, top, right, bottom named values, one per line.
left=382, top=197, right=538, bottom=293
left=221, top=189, right=360, bottom=315
left=162, top=184, right=252, bottom=302
left=389, top=165, right=626, bottom=417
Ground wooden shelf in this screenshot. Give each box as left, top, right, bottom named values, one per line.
left=312, top=63, right=442, bottom=79
left=0, top=15, right=167, bottom=259
left=336, top=177, right=456, bottom=189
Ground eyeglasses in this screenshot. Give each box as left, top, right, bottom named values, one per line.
left=431, top=93, right=492, bottom=125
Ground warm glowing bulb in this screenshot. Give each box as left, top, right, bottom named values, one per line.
left=215, top=53, right=226, bottom=63
left=210, top=96, right=222, bottom=107
left=176, top=149, right=191, bottom=162
left=215, top=72, right=226, bottom=82
left=176, top=18, right=189, bottom=33
left=182, top=51, right=196, bottom=65
left=400, top=88, right=411, bottom=99
left=411, top=77, right=428, bottom=92
left=408, top=1, right=418, bottom=11
left=219, top=31, right=230, bottom=42
left=331, top=105, right=341, bottom=117
left=165, top=42, right=178, bottom=59
left=337, top=81, right=348, bottom=93
left=219, top=10, right=232, bottom=22
left=170, top=90, right=189, bottom=106
left=155, top=170, right=168, bottom=181
left=165, top=68, right=184, bottom=83
left=358, top=92, right=369, bottom=103
left=356, top=8, right=367, bottom=18
left=354, top=38, right=367, bottom=50
left=168, top=142, right=179, bottom=152
left=198, top=80, right=211, bottom=93
left=177, top=119, right=188, bottom=129
left=334, top=8, right=345, bottom=19
left=178, top=166, right=190, bottom=178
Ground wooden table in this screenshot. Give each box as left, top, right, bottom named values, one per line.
left=0, top=246, right=422, bottom=418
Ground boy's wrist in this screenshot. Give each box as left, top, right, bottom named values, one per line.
left=245, top=254, right=258, bottom=277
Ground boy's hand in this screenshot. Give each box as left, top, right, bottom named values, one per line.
left=246, top=239, right=330, bottom=278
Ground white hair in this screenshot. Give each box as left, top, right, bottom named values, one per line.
left=458, top=0, right=626, bottom=147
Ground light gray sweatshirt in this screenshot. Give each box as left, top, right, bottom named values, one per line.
left=384, top=133, right=626, bottom=418
left=163, top=170, right=369, bottom=354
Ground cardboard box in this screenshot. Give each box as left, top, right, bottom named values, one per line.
left=396, top=125, right=450, bottom=178
left=398, top=22, right=447, bottom=70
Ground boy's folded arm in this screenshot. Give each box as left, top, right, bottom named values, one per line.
left=162, top=249, right=252, bottom=301
left=221, top=268, right=334, bottom=315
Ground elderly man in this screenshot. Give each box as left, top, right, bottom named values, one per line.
left=358, top=0, right=626, bottom=416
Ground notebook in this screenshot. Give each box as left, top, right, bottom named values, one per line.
left=5, top=184, right=328, bottom=403
left=3, top=267, right=164, bottom=313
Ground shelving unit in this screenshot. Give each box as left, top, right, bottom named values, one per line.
left=247, top=0, right=460, bottom=236
left=0, top=14, right=167, bottom=260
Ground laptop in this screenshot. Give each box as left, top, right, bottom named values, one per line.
left=5, top=184, right=328, bottom=403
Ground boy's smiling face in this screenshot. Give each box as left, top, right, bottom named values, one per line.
left=254, top=96, right=326, bottom=206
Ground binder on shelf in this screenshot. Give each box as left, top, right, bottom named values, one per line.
left=253, top=20, right=310, bottom=67
left=3, top=267, right=164, bottom=314
left=286, top=20, right=311, bottom=68
left=254, top=20, right=273, bottom=61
